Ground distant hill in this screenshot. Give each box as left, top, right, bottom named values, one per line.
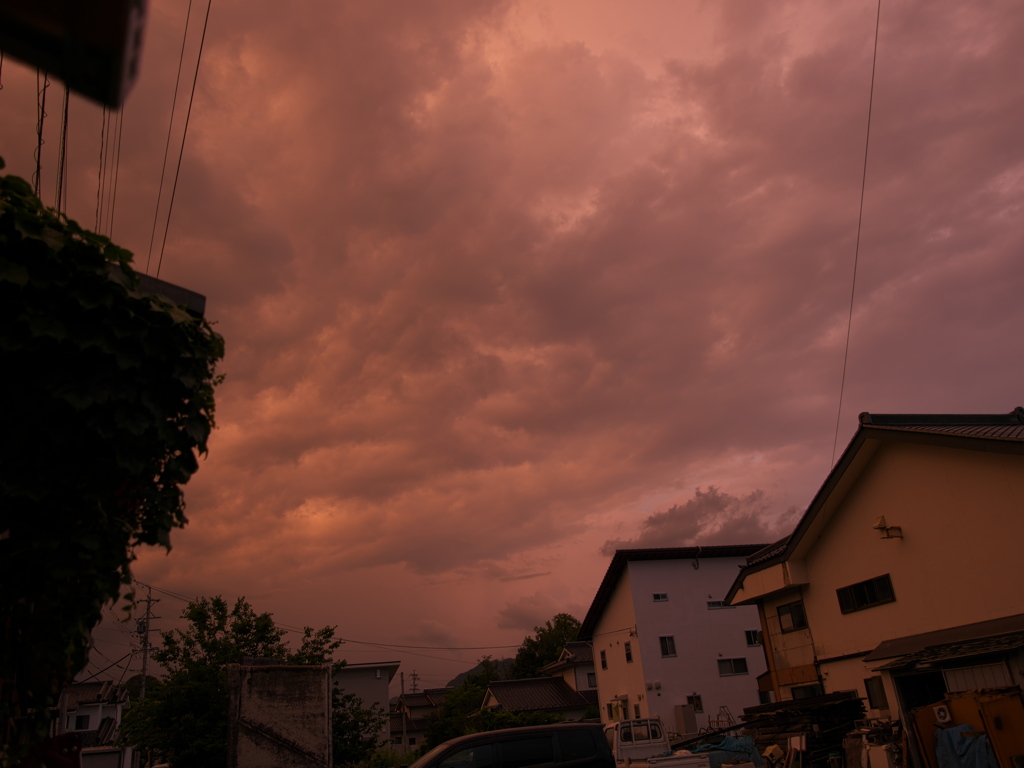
left=446, top=657, right=515, bottom=688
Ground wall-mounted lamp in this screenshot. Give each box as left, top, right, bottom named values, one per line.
left=872, top=516, right=903, bottom=539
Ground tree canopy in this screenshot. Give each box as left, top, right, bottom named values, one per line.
left=120, top=596, right=384, bottom=768
left=509, top=613, right=582, bottom=679
left=0, top=160, right=224, bottom=753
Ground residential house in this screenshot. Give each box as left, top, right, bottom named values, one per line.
left=579, top=546, right=769, bottom=737
left=481, top=678, right=592, bottom=721
left=54, top=681, right=133, bottom=768
left=334, top=661, right=401, bottom=744
left=725, top=409, right=1024, bottom=765
left=391, top=687, right=451, bottom=750
left=541, top=641, right=599, bottom=702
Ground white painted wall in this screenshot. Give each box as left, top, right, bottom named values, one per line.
left=592, top=556, right=767, bottom=734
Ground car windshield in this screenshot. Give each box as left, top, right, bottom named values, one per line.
left=410, top=742, right=456, bottom=768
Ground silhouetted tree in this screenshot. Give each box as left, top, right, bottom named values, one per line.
left=509, top=613, right=581, bottom=679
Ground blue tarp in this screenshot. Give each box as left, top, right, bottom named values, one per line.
left=934, top=724, right=998, bottom=768
left=688, top=735, right=763, bottom=768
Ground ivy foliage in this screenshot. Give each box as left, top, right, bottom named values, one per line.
left=0, top=158, right=225, bottom=747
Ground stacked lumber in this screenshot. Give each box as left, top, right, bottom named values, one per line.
left=740, top=692, right=866, bottom=767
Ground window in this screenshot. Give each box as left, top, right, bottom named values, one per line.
left=864, top=677, right=889, bottom=710
left=75, top=715, right=90, bottom=730
left=634, top=704, right=641, bottom=718
left=587, top=672, right=597, bottom=688
left=600, top=650, right=607, bottom=670
left=745, top=630, right=762, bottom=646
left=625, top=641, right=633, bottom=663
left=706, top=600, right=734, bottom=609
left=606, top=703, right=615, bottom=720
left=559, top=729, right=598, bottom=761
left=778, top=600, right=808, bottom=632
left=409, top=738, right=417, bottom=746
left=717, top=658, right=749, bottom=676
left=439, top=745, right=493, bottom=768
left=499, top=737, right=554, bottom=768
left=686, top=694, right=703, bottom=713
left=791, top=684, right=823, bottom=699
left=653, top=593, right=669, bottom=602
left=392, top=737, right=403, bottom=745
left=837, top=574, right=895, bottom=614
left=659, top=636, right=676, bottom=657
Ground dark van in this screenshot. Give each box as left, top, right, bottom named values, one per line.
left=409, top=723, right=615, bottom=768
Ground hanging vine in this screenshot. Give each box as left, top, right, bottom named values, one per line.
left=0, top=157, right=225, bottom=755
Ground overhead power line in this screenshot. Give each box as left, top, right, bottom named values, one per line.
left=832, top=0, right=883, bottom=466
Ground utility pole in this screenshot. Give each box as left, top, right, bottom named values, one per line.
left=135, top=585, right=159, bottom=700
left=409, top=670, right=420, bottom=695
left=400, top=672, right=407, bottom=746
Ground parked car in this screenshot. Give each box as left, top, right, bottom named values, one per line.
left=409, top=723, right=615, bottom=768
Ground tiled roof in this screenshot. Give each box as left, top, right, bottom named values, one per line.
left=864, top=612, right=1024, bottom=663
left=485, top=678, right=590, bottom=712
left=725, top=409, right=1024, bottom=604
left=563, top=641, right=593, bottom=663
left=65, top=681, right=126, bottom=708
left=579, top=545, right=769, bottom=640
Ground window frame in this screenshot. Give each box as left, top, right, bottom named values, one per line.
left=777, top=600, right=808, bottom=633
left=653, top=593, right=669, bottom=602
left=837, top=574, right=895, bottom=614
left=864, top=676, right=889, bottom=710
left=600, top=650, right=607, bottom=670
left=717, top=657, right=749, bottom=676
left=685, top=694, right=703, bottom=714
left=624, top=641, right=633, bottom=663
left=744, top=629, right=762, bottom=646
left=659, top=635, right=677, bottom=658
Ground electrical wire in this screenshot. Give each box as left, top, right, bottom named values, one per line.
left=107, top=105, right=125, bottom=237
left=832, top=0, right=882, bottom=467
left=156, top=0, right=213, bottom=278
left=78, top=653, right=135, bottom=683
left=33, top=69, right=49, bottom=196
left=54, top=84, right=70, bottom=215
left=96, top=107, right=109, bottom=230
left=146, top=0, right=195, bottom=274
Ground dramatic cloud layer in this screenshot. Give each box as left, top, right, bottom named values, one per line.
left=2, top=0, right=1022, bottom=688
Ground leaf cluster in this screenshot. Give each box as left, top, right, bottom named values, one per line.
left=121, top=596, right=346, bottom=768
left=0, top=160, right=225, bottom=749
left=508, top=613, right=581, bottom=680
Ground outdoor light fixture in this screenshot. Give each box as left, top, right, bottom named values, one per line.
left=872, top=516, right=903, bottom=539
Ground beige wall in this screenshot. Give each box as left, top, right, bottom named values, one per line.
left=592, top=569, right=647, bottom=722
left=803, top=441, right=1024, bottom=664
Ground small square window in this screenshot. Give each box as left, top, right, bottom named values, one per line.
left=745, top=630, right=762, bottom=646
left=409, top=737, right=417, bottom=746
left=686, top=694, right=703, bottom=714
left=587, top=672, right=597, bottom=688
left=653, top=593, right=669, bottom=602
left=75, top=715, right=90, bottom=731
left=717, top=658, right=749, bottom=676
left=659, top=636, right=676, bottom=657
left=778, top=600, right=808, bottom=632
left=625, top=641, right=633, bottom=663
left=600, top=650, right=607, bottom=670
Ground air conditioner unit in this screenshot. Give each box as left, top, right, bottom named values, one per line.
left=933, top=705, right=952, bottom=725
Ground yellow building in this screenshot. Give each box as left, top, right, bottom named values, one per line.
left=726, top=409, right=1024, bottom=765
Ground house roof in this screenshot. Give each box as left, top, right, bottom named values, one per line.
left=725, top=408, right=1024, bottom=604
left=484, top=677, right=591, bottom=712
left=579, top=545, right=768, bottom=640
left=541, top=641, right=595, bottom=675
left=64, top=681, right=126, bottom=708
left=334, top=661, right=401, bottom=684
left=864, top=612, right=1024, bottom=666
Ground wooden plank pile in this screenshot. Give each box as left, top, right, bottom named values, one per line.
left=740, top=692, right=866, bottom=767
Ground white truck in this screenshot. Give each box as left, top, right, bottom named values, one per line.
left=604, top=718, right=711, bottom=768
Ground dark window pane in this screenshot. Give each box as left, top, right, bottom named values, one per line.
left=499, top=736, right=554, bottom=768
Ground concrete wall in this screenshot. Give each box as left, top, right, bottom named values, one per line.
left=227, top=664, right=332, bottom=768
left=628, top=557, right=766, bottom=733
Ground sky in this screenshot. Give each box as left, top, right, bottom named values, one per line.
left=2, top=0, right=1023, bottom=692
